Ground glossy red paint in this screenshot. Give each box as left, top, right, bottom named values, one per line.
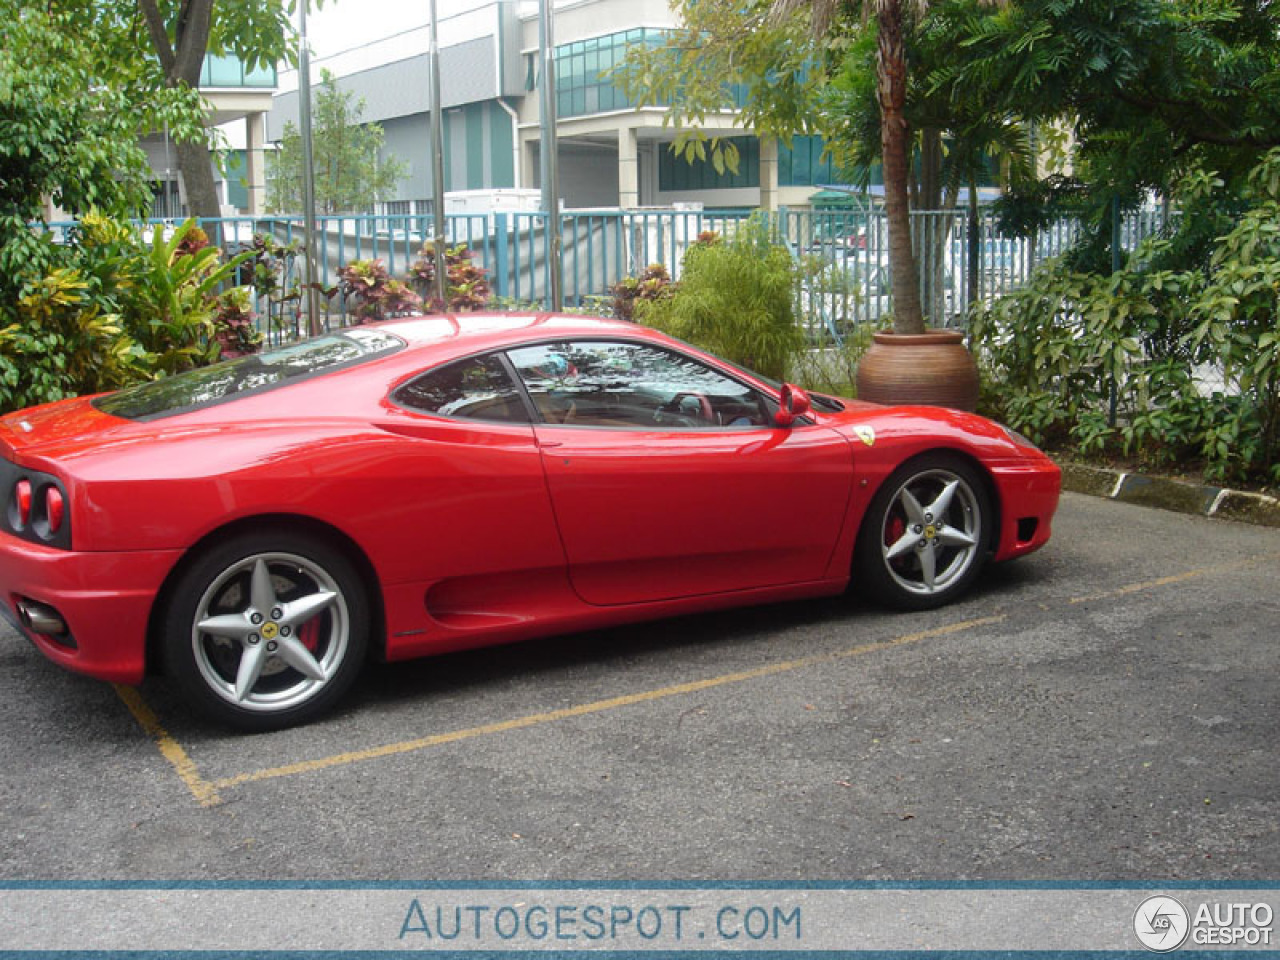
left=0, top=313, right=1060, bottom=719
left=774, top=383, right=813, bottom=427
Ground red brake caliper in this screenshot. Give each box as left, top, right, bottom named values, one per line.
left=298, top=617, right=321, bottom=652
left=886, top=514, right=906, bottom=564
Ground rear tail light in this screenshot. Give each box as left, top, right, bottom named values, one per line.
left=12, top=479, right=31, bottom=529
left=45, top=486, right=64, bottom=534
left=3, top=471, right=70, bottom=548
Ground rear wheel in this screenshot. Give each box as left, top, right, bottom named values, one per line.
left=854, top=453, right=992, bottom=610
left=161, top=531, right=368, bottom=731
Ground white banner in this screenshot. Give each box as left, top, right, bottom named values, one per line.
left=0, top=886, right=1275, bottom=953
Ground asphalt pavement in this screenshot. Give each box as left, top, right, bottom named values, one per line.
left=0, top=492, right=1276, bottom=880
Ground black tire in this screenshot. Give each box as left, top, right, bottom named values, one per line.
left=853, top=453, right=993, bottom=611
left=160, top=529, right=369, bottom=731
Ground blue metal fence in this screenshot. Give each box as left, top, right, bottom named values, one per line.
left=46, top=206, right=1170, bottom=343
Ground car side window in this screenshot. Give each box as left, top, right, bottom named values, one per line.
left=393, top=353, right=530, bottom=423
left=505, top=340, right=771, bottom=429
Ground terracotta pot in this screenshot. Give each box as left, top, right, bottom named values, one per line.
left=855, top=329, right=980, bottom=411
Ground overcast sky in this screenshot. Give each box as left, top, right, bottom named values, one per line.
left=302, top=0, right=536, bottom=61
left=304, top=0, right=425, bottom=59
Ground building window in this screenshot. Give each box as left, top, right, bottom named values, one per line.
left=778, top=135, right=853, bottom=187
left=553, top=29, right=666, bottom=119
left=199, top=53, right=277, bottom=89
left=658, top=136, right=759, bottom=192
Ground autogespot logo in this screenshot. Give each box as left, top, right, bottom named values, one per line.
left=1134, top=895, right=1191, bottom=952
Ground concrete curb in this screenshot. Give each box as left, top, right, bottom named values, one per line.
left=1059, top=462, right=1280, bottom=528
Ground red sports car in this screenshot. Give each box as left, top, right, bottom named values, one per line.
left=0, top=314, right=1059, bottom=730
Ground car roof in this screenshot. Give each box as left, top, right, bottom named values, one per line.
left=360, top=312, right=698, bottom=382
left=145, top=313, right=709, bottom=426
left=375, top=312, right=647, bottom=353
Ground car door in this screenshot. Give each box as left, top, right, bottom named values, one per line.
left=376, top=351, right=567, bottom=593
left=506, top=339, right=853, bottom=606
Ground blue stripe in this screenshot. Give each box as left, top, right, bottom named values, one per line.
left=1, top=880, right=1278, bottom=890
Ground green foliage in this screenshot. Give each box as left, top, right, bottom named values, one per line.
left=973, top=149, right=1280, bottom=486
left=611, top=264, right=675, bottom=322
left=637, top=218, right=803, bottom=381
left=0, top=215, right=254, bottom=413
left=244, top=234, right=305, bottom=338
left=409, top=244, right=493, bottom=312
left=0, top=2, right=204, bottom=222
left=610, top=0, right=828, bottom=174
left=213, top=287, right=264, bottom=359
left=339, top=260, right=423, bottom=322
left=0, top=268, right=144, bottom=410
left=0, top=1, right=206, bottom=313
left=128, top=221, right=249, bottom=373
left=268, top=70, right=408, bottom=215
left=929, top=0, right=1280, bottom=261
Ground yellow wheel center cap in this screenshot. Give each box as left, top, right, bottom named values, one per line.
left=924, top=525, right=937, bottom=540
left=261, top=622, right=279, bottom=640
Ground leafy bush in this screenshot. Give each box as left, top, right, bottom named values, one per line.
left=0, top=215, right=251, bottom=413
left=0, top=267, right=144, bottom=410
left=338, top=259, right=423, bottom=322
left=409, top=244, right=491, bottom=312
left=972, top=148, right=1280, bottom=486
left=128, top=220, right=249, bottom=373
left=214, top=287, right=264, bottom=359
left=611, top=264, right=674, bottom=322
left=244, top=234, right=304, bottom=338
left=636, top=218, right=803, bottom=381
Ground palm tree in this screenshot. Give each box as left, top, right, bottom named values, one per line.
left=775, top=0, right=1001, bottom=335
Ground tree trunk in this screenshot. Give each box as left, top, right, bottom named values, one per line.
left=139, top=0, right=221, bottom=220
left=967, top=181, right=980, bottom=307
left=918, top=128, right=943, bottom=210
left=876, top=0, right=925, bottom=334
left=175, top=138, right=222, bottom=220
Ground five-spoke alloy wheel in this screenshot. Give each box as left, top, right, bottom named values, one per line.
left=162, top=531, right=369, bottom=731
left=855, top=454, right=992, bottom=610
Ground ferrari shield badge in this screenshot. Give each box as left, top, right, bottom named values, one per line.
left=854, top=425, right=876, bottom=447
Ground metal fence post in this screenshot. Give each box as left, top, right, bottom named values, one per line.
left=493, top=212, right=510, bottom=301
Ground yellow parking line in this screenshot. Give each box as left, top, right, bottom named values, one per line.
left=114, top=684, right=223, bottom=808
left=124, top=548, right=1280, bottom=805
left=1068, top=554, right=1276, bottom=605
left=212, top=614, right=1006, bottom=791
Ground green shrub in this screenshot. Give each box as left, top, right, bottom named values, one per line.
left=245, top=234, right=305, bottom=339
left=971, top=148, right=1280, bottom=486
left=213, top=287, right=265, bottom=359
left=0, top=267, right=145, bottom=409
left=338, top=259, right=423, bottom=322
left=0, top=215, right=251, bottom=413
left=637, top=217, right=803, bottom=381
left=409, top=243, right=492, bottom=312
left=611, top=263, right=674, bottom=321
left=127, top=219, right=249, bottom=373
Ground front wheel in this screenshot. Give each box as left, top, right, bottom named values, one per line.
left=161, top=531, right=369, bottom=731
left=854, top=454, right=992, bottom=611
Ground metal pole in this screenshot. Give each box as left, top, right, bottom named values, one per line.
left=537, top=0, right=563, bottom=311
left=428, top=0, right=448, bottom=310
left=298, top=1, right=322, bottom=334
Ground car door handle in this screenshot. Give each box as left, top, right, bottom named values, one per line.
left=539, top=440, right=564, bottom=449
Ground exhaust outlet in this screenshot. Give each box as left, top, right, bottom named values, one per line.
left=17, top=599, right=68, bottom=637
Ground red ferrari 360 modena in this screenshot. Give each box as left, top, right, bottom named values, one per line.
left=0, top=314, right=1059, bottom=730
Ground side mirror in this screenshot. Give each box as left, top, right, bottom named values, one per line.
left=774, top=383, right=813, bottom=428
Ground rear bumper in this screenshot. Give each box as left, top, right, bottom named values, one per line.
left=989, top=459, right=1062, bottom=562
left=0, top=535, right=181, bottom=684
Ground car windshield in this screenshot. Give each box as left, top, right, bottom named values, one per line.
left=94, top=328, right=404, bottom=421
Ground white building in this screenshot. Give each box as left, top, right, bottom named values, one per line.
left=266, top=0, right=857, bottom=212
left=142, top=54, right=276, bottom=217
